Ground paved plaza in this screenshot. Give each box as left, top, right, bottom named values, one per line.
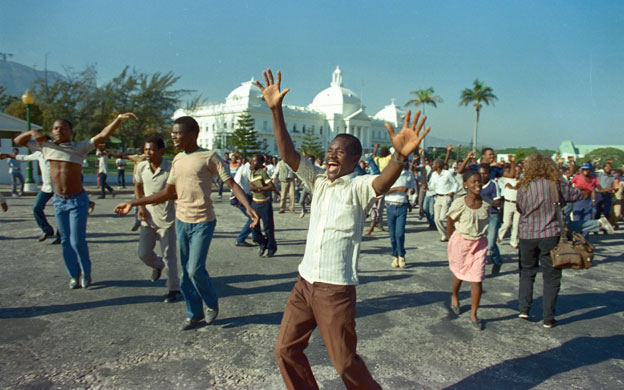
left=1, top=187, right=623, bottom=389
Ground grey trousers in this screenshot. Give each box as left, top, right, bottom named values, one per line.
left=138, top=224, right=180, bottom=291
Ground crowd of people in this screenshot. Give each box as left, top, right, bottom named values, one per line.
left=2, top=67, right=622, bottom=389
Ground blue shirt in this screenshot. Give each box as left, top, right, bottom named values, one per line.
left=8, top=158, right=20, bottom=174
left=469, top=164, right=504, bottom=180
left=481, top=180, right=501, bottom=214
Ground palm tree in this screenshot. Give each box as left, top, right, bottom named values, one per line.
left=459, top=79, right=498, bottom=153
left=405, top=87, right=443, bottom=150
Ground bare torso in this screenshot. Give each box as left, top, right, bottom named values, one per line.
left=50, top=160, right=84, bottom=194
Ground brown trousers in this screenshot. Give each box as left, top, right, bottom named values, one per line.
left=275, top=276, right=381, bottom=390
left=279, top=178, right=296, bottom=212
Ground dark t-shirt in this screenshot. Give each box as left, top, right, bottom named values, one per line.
left=469, top=164, right=504, bottom=180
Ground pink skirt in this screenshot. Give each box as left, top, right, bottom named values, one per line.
left=447, top=232, right=488, bottom=282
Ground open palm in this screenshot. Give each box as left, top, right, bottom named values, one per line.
left=384, top=110, right=431, bottom=158
left=256, top=69, right=290, bottom=109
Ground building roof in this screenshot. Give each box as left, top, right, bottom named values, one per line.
left=225, top=78, right=264, bottom=104
left=0, top=112, right=42, bottom=139
left=309, top=66, right=362, bottom=116
left=374, top=99, right=405, bottom=128
left=558, top=140, right=624, bottom=155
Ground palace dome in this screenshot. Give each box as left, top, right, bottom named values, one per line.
left=226, top=78, right=263, bottom=103
left=309, top=66, right=361, bottom=116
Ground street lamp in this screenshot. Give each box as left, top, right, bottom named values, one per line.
left=21, top=89, right=37, bottom=192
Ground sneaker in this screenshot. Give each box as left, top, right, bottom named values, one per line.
left=398, top=256, right=406, bottom=268
left=164, top=290, right=182, bottom=303
left=69, top=277, right=81, bottom=289
left=180, top=316, right=205, bottom=331
left=300, top=211, right=305, bottom=218
left=599, top=217, right=615, bottom=234
left=205, top=307, right=219, bottom=325
left=543, top=320, right=556, bottom=329
left=259, top=247, right=267, bottom=257
left=80, top=274, right=91, bottom=289
left=88, top=201, right=96, bottom=214
left=50, top=236, right=61, bottom=245
left=235, top=240, right=253, bottom=247
left=151, top=267, right=163, bottom=282
left=518, top=312, right=529, bottom=320
left=391, top=256, right=399, bottom=268
left=38, top=231, right=54, bottom=242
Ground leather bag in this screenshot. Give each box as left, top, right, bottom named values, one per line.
left=549, top=182, right=594, bottom=270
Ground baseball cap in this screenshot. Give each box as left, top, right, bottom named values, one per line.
left=580, top=162, right=593, bottom=170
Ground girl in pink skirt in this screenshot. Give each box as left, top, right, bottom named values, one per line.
left=446, top=170, right=491, bottom=330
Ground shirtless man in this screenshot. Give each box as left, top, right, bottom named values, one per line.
left=14, top=113, right=138, bottom=289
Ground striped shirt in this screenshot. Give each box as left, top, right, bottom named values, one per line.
left=517, top=178, right=583, bottom=240
left=295, top=154, right=379, bottom=285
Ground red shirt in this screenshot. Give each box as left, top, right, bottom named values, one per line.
left=571, top=174, right=598, bottom=193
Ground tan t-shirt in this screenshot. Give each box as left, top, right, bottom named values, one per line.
left=135, top=160, right=175, bottom=228
left=446, top=195, right=491, bottom=240
left=166, top=149, right=231, bottom=223
left=250, top=169, right=271, bottom=203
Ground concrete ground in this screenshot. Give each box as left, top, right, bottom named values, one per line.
left=1, top=186, right=623, bottom=389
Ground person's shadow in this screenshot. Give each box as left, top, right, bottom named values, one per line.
left=444, top=335, right=624, bottom=389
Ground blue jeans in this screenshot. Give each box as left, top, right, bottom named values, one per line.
left=117, top=169, right=126, bottom=188
left=423, top=194, right=435, bottom=228
left=98, top=173, right=115, bottom=198
left=251, top=201, right=277, bottom=253
left=567, top=219, right=600, bottom=234
left=53, top=191, right=91, bottom=278
left=11, top=172, right=24, bottom=195
left=573, top=198, right=593, bottom=238
left=34, top=191, right=55, bottom=235
left=486, top=212, right=502, bottom=265
left=176, top=219, right=218, bottom=320
left=594, top=193, right=613, bottom=220
left=236, top=206, right=253, bottom=243
left=386, top=203, right=408, bottom=257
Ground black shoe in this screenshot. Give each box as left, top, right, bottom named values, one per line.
left=491, top=264, right=501, bottom=275
left=205, top=307, right=219, bottom=325
left=80, top=274, right=92, bottom=289
left=164, top=290, right=182, bottom=303
left=259, top=247, right=267, bottom=257
left=97, top=196, right=105, bottom=199
left=131, top=221, right=141, bottom=232
left=266, top=250, right=277, bottom=258
left=38, top=231, right=53, bottom=242
left=69, top=277, right=81, bottom=289
left=50, top=236, right=61, bottom=245
left=151, top=267, right=163, bottom=282
left=235, top=240, right=253, bottom=247
left=180, top=316, right=205, bottom=331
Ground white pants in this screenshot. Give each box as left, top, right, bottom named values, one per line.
left=434, top=195, right=452, bottom=240
left=498, top=200, right=520, bottom=246
left=138, top=224, right=179, bottom=291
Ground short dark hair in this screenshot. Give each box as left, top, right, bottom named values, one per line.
left=333, top=133, right=362, bottom=157
left=144, top=136, right=165, bottom=149
left=12, top=147, right=19, bottom=153
left=174, top=116, right=199, bottom=134
left=379, top=147, right=390, bottom=157
left=478, top=163, right=491, bottom=172
left=481, top=147, right=494, bottom=155
left=463, top=169, right=480, bottom=183
left=251, top=153, right=264, bottom=163
left=55, top=118, right=73, bottom=130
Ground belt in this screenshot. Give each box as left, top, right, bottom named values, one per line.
left=386, top=201, right=406, bottom=206
left=55, top=189, right=85, bottom=199
left=435, top=194, right=450, bottom=197
left=505, top=199, right=517, bottom=204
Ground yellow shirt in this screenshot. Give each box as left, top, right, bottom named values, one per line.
left=374, top=155, right=392, bottom=172
left=250, top=169, right=271, bottom=203
left=166, top=149, right=231, bottom=223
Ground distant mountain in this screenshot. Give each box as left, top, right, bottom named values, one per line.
left=423, top=135, right=470, bottom=148
left=0, top=60, right=65, bottom=97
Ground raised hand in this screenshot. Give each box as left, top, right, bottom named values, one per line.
left=466, top=150, right=476, bottom=159
left=114, top=202, right=133, bottom=216
left=447, top=144, right=453, bottom=151
left=508, top=154, right=515, bottom=163
left=384, top=110, right=430, bottom=158
left=256, top=69, right=290, bottom=109
left=118, top=113, right=138, bottom=121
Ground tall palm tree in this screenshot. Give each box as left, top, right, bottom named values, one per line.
left=459, top=79, right=498, bottom=153
left=405, top=87, right=443, bottom=150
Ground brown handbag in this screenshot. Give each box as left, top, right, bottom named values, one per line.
left=549, top=182, right=594, bottom=270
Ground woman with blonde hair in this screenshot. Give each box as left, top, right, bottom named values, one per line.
left=516, top=154, right=589, bottom=328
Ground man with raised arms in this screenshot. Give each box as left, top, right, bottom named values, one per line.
left=256, top=69, right=431, bottom=390
left=114, top=116, right=259, bottom=331
left=14, top=113, right=138, bottom=289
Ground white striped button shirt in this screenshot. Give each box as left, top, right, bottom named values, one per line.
left=295, top=155, right=379, bottom=285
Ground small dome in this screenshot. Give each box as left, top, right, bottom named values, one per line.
left=375, top=99, right=405, bottom=128
left=226, top=77, right=263, bottom=102
left=309, top=66, right=361, bottom=115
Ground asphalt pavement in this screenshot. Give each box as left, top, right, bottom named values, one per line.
left=1, top=186, right=623, bottom=389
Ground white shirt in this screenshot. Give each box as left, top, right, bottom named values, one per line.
left=116, top=158, right=127, bottom=170
left=97, top=152, right=108, bottom=174
left=265, top=163, right=275, bottom=179
left=295, top=155, right=379, bottom=285
left=428, top=169, right=459, bottom=195
left=16, top=152, right=53, bottom=193
left=234, top=162, right=251, bottom=194
left=384, top=169, right=415, bottom=203
left=498, top=177, right=518, bottom=201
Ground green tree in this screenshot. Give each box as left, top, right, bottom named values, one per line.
left=3, top=100, right=44, bottom=125
left=227, top=111, right=263, bottom=157
left=581, top=147, right=624, bottom=170
left=301, top=131, right=324, bottom=158
left=459, top=79, right=498, bottom=153
left=405, top=87, right=443, bottom=149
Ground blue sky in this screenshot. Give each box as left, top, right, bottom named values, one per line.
left=1, top=0, right=622, bottom=149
